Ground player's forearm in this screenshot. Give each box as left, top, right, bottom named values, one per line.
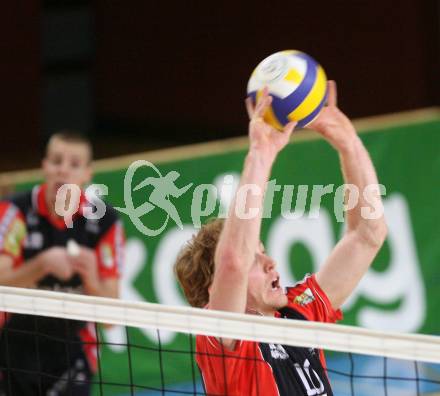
left=82, top=278, right=119, bottom=299
left=0, top=255, right=47, bottom=288
left=338, top=135, right=387, bottom=243
left=215, top=148, right=274, bottom=270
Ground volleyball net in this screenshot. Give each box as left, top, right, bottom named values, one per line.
left=0, top=286, right=439, bottom=396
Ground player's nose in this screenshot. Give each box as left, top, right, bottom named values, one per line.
left=263, top=257, right=276, bottom=272
left=57, top=160, right=70, bottom=177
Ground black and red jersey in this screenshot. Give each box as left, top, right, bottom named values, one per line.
left=196, top=275, right=342, bottom=396
left=0, top=184, right=124, bottom=374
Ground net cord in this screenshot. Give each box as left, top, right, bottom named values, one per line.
left=0, top=286, right=439, bottom=364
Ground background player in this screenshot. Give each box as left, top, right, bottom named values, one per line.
left=0, top=131, right=124, bottom=395
left=175, top=82, right=388, bottom=395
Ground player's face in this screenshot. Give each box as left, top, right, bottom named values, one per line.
left=246, top=242, right=288, bottom=316
left=42, top=138, right=92, bottom=203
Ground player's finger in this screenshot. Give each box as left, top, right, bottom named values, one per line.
left=255, top=86, right=269, bottom=108
left=72, top=264, right=86, bottom=276
left=245, top=97, right=255, bottom=119
left=71, top=260, right=84, bottom=269
left=253, top=93, right=264, bottom=116
left=255, top=94, right=272, bottom=118
left=283, top=121, right=297, bottom=137
left=327, top=80, right=337, bottom=107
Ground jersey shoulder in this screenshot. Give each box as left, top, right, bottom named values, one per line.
left=97, top=202, right=122, bottom=229
left=0, top=191, right=30, bottom=260
left=1, top=190, right=33, bottom=214
left=281, top=274, right=343, bottom=323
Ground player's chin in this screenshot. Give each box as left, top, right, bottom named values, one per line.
left=267, top=292, right=288, bottom=309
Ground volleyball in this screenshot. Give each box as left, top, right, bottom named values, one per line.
left=247, top=50, right=328, bottom=130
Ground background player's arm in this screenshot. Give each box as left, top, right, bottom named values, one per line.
left=0, top=254, right=45, bottom=287
left=311, top=81, right=388, bottom=309
left=210, top=90, right=295, bottom=318
left=0, top=248, right=73, bottom=288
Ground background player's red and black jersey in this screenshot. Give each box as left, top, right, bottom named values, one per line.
left=0, top=184, right=124, bottom=394
left=197, top=275, right=342, bottom=396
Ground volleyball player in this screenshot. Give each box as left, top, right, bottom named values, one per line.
left=0, top=132, right=124, bottom=395
left=175, top=82, right=387, bottom=395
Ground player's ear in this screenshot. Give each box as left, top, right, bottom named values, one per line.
left=41, top=158, right=49, bottom=176
left=83, top=145, right=93, bottom=184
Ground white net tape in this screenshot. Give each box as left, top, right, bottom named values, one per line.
left=0, top=286, right=439, bottom=364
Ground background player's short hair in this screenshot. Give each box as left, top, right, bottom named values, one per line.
left=46, top=130, right=94, bottom=163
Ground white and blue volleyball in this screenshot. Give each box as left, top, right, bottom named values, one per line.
left=247, top=50, right=327, bottom=130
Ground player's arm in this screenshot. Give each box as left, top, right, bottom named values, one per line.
left=0, top=249, right=74, bottom=288
left=0, top=254, right=46, bottom=288
left=209, top=89, right=295, bottom=317
left=0, top=202, right=73, bottom=287
left=311, top=81, right=388, bottom=310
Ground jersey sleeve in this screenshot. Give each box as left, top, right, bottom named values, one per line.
left=95, top=219, right=125, bottom=279
left=0, top=202, right=27, bottom=267
left=285, top=274, right=343, bottom=323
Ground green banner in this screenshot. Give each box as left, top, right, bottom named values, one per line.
left=15, top=116, right=440, bottom=394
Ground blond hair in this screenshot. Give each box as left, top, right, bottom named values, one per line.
left=174, top=219, right=224, bottom=308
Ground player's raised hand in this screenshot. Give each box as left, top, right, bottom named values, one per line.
left=306, top=81, right=357, bottom=151
left=245, top=87, right=296, bottom=159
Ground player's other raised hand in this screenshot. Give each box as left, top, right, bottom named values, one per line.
left=307, top=81, right=357, bottom=152
left=245, top=87, right=296, bottom=159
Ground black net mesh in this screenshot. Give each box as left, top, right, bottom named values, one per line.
left=1, top=311, right=440, bottom=396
